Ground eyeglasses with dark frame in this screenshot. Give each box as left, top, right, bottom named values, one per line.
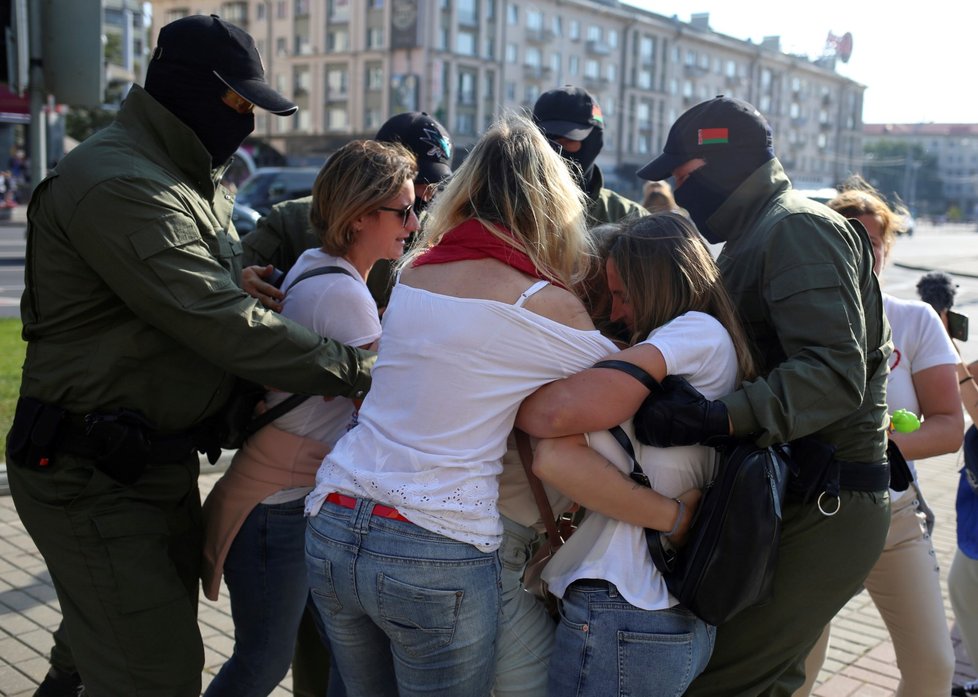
left=376, top=203, right=415, bottom=228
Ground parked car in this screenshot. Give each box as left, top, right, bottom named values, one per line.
left=235, top=166, right=320, bottom=216
left=231, top=201, right=262, bottom=236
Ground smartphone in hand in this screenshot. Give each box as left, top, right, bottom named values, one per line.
left=948, top=310, right=969, bottom=342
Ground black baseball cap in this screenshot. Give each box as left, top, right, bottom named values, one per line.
left=638, top=96, right=773, bottom=181
left=375, top=112, right=453, bottom=184
left=533, top=86, right=605, bottom=141
left=151, top=14, right=297, bottom=116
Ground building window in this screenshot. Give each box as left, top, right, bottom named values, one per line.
left=327, top=107, right=349, bottom=130
left=525, top=46, right=542, bottom=67
left=584, top=59, right=599, bottom=79
left=456, top=30, right=476, bottom=55
left=165, top=8, right=189, bottom=22
left=607, top=28, right=618, bottom=49
left=458, top=70, right=477, bottom=105
left=276, top=1, right=287, bottom=19
left=569, top=20, right=580, bottom=40
left=221, top=2, right=247, bottom=22
left=256, top=4, right=265, bottom=20
left=505, top=81, right=517, bottom=101
left=505, top=43, right=518, bottom=63
left=552, top=16, right=562, bottom=36
left=527, top=9, right=543, bottom=31
left=326, top=66, right=348, bottom=96
left=458, top=0, right=477, bottom=25
left=637, top=69, right=652, bottom=90
left=367, top=27, right=384, bottom=49
left=551, top=52, right=561, bottom=74
left=365, top=109, right=382, bottom=130
left=366, top=65, right=384, bottom=91
left=569, top=55, right=579, bottom=76
left=587, top=25, right=601, bottom=42
left=327, top=29, right=349, bottom=51
left=275, top=37, right=288, bottom=56
left=606, top=63, right=617, bottom=82
left=506, top=3, right=518, bottom=25
left=294, top=0, right=310, bottom=17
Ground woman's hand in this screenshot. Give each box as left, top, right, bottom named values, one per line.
left=665, top=487, right=703, bottom=547
left=242, top=264, right=285, bottom=312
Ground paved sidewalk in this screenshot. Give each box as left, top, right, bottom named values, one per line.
left=0, top=447, right=976, bottom=696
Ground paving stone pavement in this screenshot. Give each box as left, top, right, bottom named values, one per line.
left=1, top=446, right=977, bottom=696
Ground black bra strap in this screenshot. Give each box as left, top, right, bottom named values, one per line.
left=593, top=360, right=662, bottom=394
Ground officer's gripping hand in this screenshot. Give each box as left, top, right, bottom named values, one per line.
left=633, top=375, right=731, bottom=447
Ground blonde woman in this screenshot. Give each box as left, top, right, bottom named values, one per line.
left=202, top=140, right=418, bottom=697
left=303, top=114, right=687, bottom=697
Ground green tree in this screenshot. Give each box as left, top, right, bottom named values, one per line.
left=862, top=140, right=943, bottom=217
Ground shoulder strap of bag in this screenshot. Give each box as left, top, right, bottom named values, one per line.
left=593, top=359, right=663, bottom=393
left=282, top=264, right=356, bottom=294
left=514, top=428, right=564, bottom=551
left=246, top=265, right=357, bottom=435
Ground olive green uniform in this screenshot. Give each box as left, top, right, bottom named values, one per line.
left=7, top=86, right=372, bottom=697
left=583, top=164, right=648, bottom=226
left=685, top=159, right=892, bottom=697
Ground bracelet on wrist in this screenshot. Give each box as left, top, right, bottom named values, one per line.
left=667, top=498, right=685, bottom=537
left=961, top=375, right=976, bottom=385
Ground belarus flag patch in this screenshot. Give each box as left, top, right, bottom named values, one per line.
left=698, top=128, right=729, bottom=145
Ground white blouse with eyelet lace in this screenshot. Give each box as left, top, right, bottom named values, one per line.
left=305, top=280, right=618, bottom=552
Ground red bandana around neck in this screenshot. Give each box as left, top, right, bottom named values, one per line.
left=412, top=219, right=565, bottom=288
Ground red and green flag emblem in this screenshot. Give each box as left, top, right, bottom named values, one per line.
left=698, top=128, right=729, bottom=145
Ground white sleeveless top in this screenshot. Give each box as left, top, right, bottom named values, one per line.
left=306, top=279, right=618, bottom=552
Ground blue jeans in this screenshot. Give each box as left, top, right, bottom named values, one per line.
left=206, top=498, right=343, bottom=697
left=495, top=515, right=555, bottom=697
left=548, top=580, right=715, bottom=697
left=305, top=497, right=501, bottom=697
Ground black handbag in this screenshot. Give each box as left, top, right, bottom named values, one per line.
left=593, top=358, right=790, bottom=626
left=611, top=424, right=790, bottom=626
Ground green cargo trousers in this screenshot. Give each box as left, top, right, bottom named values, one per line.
left=8, top=451, right=204, bottom=697
left=684, top=489, right=891, bottom=697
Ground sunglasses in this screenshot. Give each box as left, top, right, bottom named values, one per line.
left=376, top=203, right=415, bottom=228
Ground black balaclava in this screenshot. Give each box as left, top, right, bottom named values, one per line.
left=674, top=146, right=774, bottom=243
left=145, top=60, right=255, bottom=167
left=557, top=128, right=604, bottom=194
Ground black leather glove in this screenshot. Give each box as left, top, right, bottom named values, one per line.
left=633, top=375, right=730, bottom=448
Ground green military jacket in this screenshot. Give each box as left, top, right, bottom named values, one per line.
left=712, top=159, right=891, bottom=463
left=20, top=86, right=373, bottom=432
left=585, top=165, right=649, bottom=226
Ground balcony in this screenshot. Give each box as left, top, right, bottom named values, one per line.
left=525, top=28, right=555, bottom=44
left=523, top=65, right=552, bottom=81
left=586, top=40, right=611, bottom=56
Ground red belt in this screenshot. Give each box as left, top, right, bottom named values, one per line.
left=325, top=492, right=411, bottom=523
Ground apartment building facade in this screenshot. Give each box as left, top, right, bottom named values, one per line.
left=151, top=0, right=865, bottom=196
left=864, top=123, right=978, bottom=219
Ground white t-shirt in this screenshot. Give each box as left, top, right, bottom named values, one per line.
left=543, top=311, right=740, bottom=611
left=305, top=281, right=619, bottom=552
left=883, top=293, right=957, bottom=495
left=269, top=250, right=381, bottom=444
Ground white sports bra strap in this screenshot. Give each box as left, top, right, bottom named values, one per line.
left=514, top=279, right=550, bottom=307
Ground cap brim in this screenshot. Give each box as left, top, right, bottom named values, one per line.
left=216, top=73, right=298, bottom=116
left=539, top=119, right=593, bottom=141
left=416, top=160, right=452, bottom=185
left=637, top=151, right=686, bottom=181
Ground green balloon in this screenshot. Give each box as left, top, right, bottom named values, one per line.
left=890, top=409, right=921, bottom=433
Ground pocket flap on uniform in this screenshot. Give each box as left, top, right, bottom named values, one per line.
left=128, top=216, right=202, bottom=260
left=769, top=263, right=839, bottom=301
left=93, top=508, right=169, bottom=539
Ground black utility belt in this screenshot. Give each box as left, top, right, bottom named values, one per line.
left=834, top=459, right=890, bottom=492
left=8, top=396, right=210, bottom=485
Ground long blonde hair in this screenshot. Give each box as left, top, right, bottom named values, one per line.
left=607, top=212, right=756, bottom=381
left=401, top=112, right=592, bottom=289
left=827, top=175, right=904, bottom=258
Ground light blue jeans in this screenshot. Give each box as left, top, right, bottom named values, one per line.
left=495, top=516, right=557, bottom=697
left=205, top=498, right=344, bottom=697
left=548, top=580, right=715, bottom=697
left=305, top=497, right=501, bottom=697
